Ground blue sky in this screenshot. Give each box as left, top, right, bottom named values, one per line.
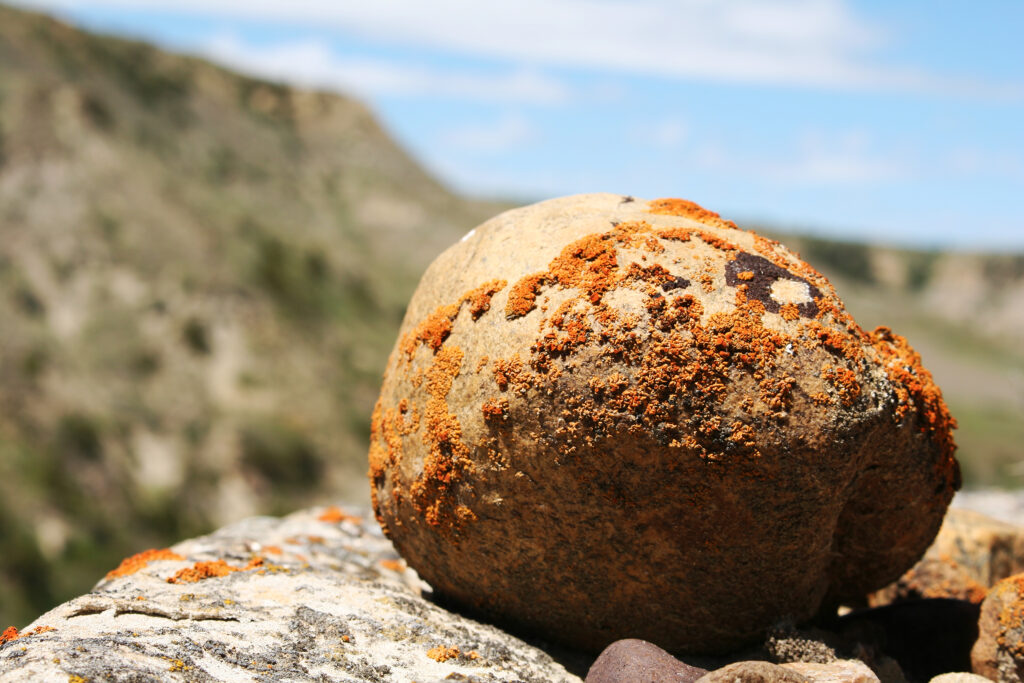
left=12, top=0, right=1024, bottom=249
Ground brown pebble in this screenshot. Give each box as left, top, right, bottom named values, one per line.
left=586, top=639, right=707, bottom=683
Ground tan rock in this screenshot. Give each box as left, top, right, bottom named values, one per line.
left=698, top=661, right=811, bottom=683
left=930, top=509, right=1024, bottom=588
left=369, top=194, right=959, bottom=653
left=781, top=659, right=879, bottom=683
left=972, top=574, right=1024, bottom=682
left=929, top=674, right=992, bottom=683
left=870, top=508, right=1024, bottom=607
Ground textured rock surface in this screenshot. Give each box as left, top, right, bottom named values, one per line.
left=780, top=660, right=879, bottom=683
left=870, top=508, right=1024, bottom=608
left=696, top=661, right=811, bottom=683
left=928, top=509, right=1024, bottom=589
left=0, top=506, right=580, bottom=682
left=586, top=639, right=707, bottom=682
left=930, top=674, right=992, bottom=683
left=972, top=574, right=1024, bottom=682
left=369, top=193, right=960, bottom=653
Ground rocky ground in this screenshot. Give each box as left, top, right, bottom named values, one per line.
left=0, top=490, right=1022, bottom=682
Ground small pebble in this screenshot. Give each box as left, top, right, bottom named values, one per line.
left=586, top=639, right=707, bottom=683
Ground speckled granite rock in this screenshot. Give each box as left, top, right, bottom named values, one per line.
left=0, top=506, right=580, bottom=682
left=370, top=193, right=959, bottom=654
left=972, top=574, right=1024, bottom=682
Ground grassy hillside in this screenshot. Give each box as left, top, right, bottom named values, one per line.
left=0, top=3, right=1021, bottom=628
left=0, top=4, right=507, bottom=625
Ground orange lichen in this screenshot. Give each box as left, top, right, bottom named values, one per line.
left=823, top=367, right=861, bottom=407
left=426, top=646, right=462, bottom=662
left=871, top=326, right=958, bottom=486
left=262, top=546, right=282, bottom=555
left=779, top=303, right=800, bottom=322
left=379, top=559, right=404, bottom=572
left=492, top=356, right=530, bottom=392
left=401, top=280, right=509, bottom=358
left=481, top=397, right=509, bottom=422
left=318, top=506, right=362, bottom=524
left=505, top=273, right=546, bottom=319
left=166, top=557, right=264, bottom=584
left=408, top=345, right=474, bottom=533
left=647, top=198, right=738, bottom=230
left=402, top=304, right=459, bottom=358
left=106, top=548, right=185, bottom=579
left=0, top=627, right=19, bottom=645
left=464, top=279, right=507, bottom=319
left=736, top=271, right=754, bottom=281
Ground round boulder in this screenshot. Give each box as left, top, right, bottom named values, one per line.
left=368, top=194, right=959, bottom=654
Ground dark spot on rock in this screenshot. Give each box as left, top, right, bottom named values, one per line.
left=620, top=196, right=635, bottom=203
left=661, top=276, right=690, bottom=292
left=725, top=251, right=820, bottom=318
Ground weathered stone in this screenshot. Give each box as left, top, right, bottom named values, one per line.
left=929, top=674, right=992, bottom=683
left=586, top=639, right=707, bottom=682
left=870, top=508, right=1024, bottom=608
left=928, top=509, right=1024, bottom=589
left=781, top=660, right=879, bottom=683
left=972, top=574, right=1024, bottom=682
left=868, top=557, right=987, bottom=607
left=369, top=193, right=959, bottom=653
left=0, top=507, right=581, bottom=682
left=697, top=661, right=812, bottom=683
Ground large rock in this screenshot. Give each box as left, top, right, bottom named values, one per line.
left=369, top=194, right=960, bottom=653
left=0, top=507, right=581, bottom=682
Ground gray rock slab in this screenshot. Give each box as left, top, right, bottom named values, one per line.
left=0, top=506, right=581, bottom=682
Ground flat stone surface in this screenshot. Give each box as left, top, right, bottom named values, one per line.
left=0, top=506, right=580, bottom=682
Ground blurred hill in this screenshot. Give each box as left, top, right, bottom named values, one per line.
left=0, top=3, right=509, bottom=625
left=0, top=4, right=1021, bottom=627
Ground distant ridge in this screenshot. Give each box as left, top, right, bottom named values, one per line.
left=0, top=2, right=507, bottom=626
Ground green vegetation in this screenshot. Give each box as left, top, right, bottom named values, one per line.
left=799, top=236, right=875, bottom=284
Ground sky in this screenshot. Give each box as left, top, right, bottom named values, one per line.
left=11, top=0, right=1024, bottom=249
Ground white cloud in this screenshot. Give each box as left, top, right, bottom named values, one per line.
left=632, top=118, right=690, bottom=149
left=201, top=35, right=570, bottom=104
left=14, top=0, right=1021, bottom=97
left=440, top=115, right=538, bottom=154
left=696, top=129, right=911, bottom=184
